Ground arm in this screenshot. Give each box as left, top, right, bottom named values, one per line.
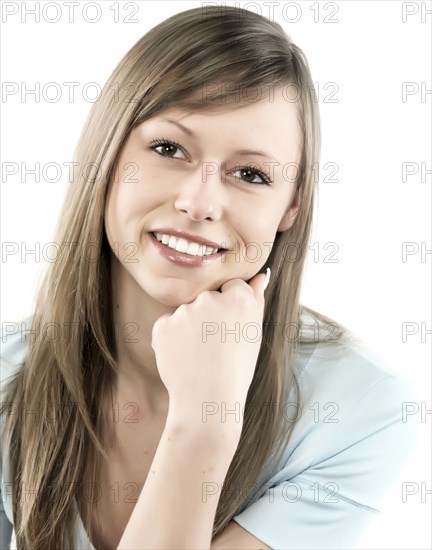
left=119, top=275, right=268, bottom=549
left=211, top=521, right=272, bottom=549
left=117, top=411, right=240, bottom=550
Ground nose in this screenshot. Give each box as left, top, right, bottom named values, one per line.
left=173, top=163, right=225, bottom=222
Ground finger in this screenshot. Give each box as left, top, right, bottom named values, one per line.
left=247, top=268, right=270, bottom=304
left=219, top=277, right=252, bottom=294
left=219, top=268, right=270, bottom=305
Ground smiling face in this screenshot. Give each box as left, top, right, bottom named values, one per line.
left=104, top=85, right=302, bottom=306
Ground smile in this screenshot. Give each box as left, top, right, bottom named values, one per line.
left=148, top=232, right=227, bottom=268
left=152, top=232, right=220, bottom=256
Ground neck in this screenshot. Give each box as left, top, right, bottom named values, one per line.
left=107, top=255, right=173, bottom=418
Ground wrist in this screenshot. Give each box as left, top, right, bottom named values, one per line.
left=165, top=402, right=244, bottom=451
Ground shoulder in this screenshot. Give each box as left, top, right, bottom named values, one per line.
left=1, top=319, right=32, bottom=405
left=1, top=318, right=33, bottom=541
left=1, top=317, right=33, bottom=448
left=0, top=318, right=87, bottom=549
left=231, top=308, right=420, bottom=549
left=295, top=306, right=418, bottom=407
left=280, top=306, right=421, bottom=500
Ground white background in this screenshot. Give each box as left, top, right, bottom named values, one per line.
left=1, top=1, right=431, bottom=548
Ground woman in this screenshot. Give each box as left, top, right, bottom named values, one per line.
left=0, top=5, right=419, bottom=550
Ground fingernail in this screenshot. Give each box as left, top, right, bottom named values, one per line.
left=263, top=267, right=271, bottom=291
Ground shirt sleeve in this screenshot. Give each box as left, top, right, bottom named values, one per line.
left=0, top=463, right=13, bottom=550
left=1, top=321, right=31, bottom=550
left=1, top=374, right=14, bottom=550
left=1, top=385, right=14, bottom=550
left=232, top=373, right=421, bottom=550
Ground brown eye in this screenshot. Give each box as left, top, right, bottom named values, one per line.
left=149, top=138, right=186, bottom=160
left=232, top=166, right=271, bottom=185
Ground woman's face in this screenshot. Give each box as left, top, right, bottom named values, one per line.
left=104, top=86, right=302, bottom=306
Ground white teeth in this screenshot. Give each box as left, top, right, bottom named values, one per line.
left=175, top=238, right=189, bottom=253
left=168, top=235, right=177, bottom=249
left=186, top=242, right=200, bottom=255
left=154, top=233, right=219, bottom=256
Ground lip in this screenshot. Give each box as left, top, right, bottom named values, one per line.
left=150, top=227, right=228, bottom=251
left=148, top=232, right=227, bottom=267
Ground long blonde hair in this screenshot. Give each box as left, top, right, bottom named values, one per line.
left=1, top=6, right=349, bottom=548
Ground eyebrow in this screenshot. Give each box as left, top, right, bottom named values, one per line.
left=161, top=118, right=279, bottom=162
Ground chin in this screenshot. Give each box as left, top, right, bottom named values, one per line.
left=156, top=294, right=195, bottom=308
left=144, top=282, right=202, bottom=308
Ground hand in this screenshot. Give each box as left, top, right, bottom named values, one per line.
left=151, top=270, right=269, bottom=424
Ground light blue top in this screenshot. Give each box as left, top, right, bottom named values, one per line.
left=0, top=312, right=420, bottom=550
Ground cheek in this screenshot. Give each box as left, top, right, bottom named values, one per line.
left=243, top=214, right=277, bottom=244
left=120, top=156, right=178, bottom=208
left=106, top=168, right=160, bottom=228
left=104, top=183, right=122, bottom=248
left=231, top=216, right=276, bottom=270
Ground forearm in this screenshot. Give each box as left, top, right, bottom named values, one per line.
left=117, top=411, right=241, bottom=550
